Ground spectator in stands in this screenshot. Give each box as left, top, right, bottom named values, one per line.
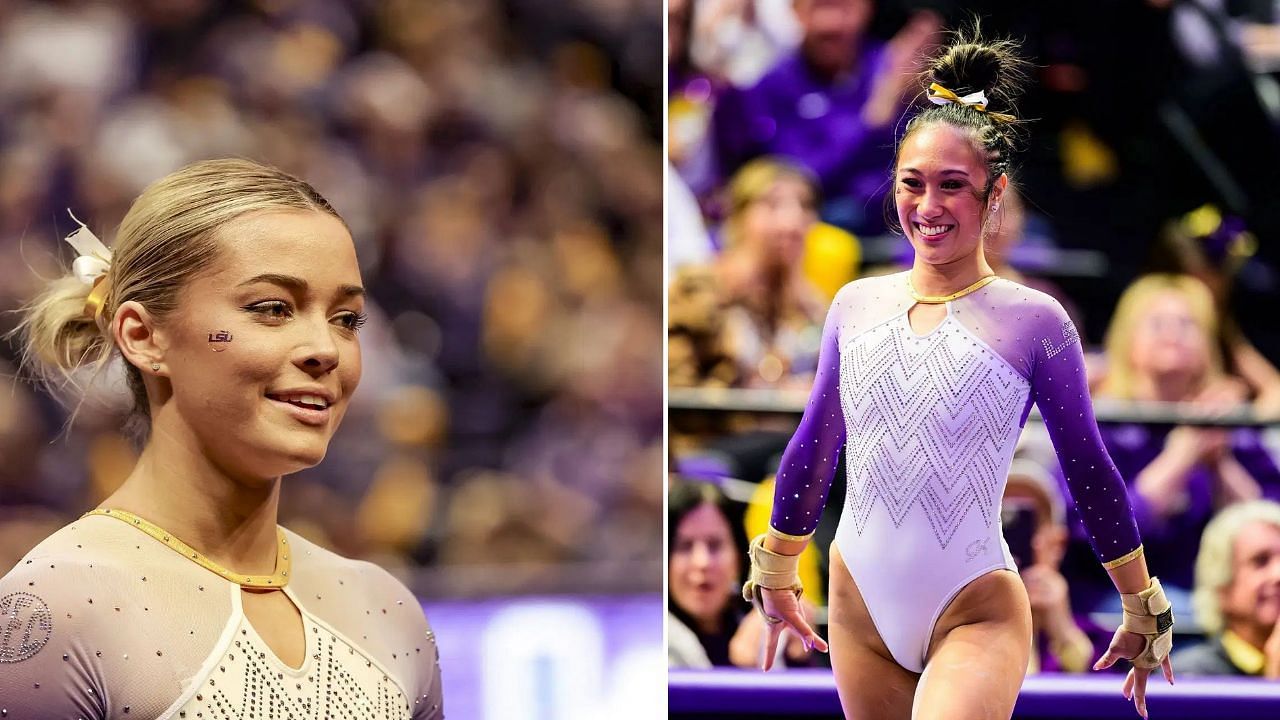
left=1154, top=205, right=1280, bottom=418
left=669, top=264, right=739, bottom=388
left=1004, top=459, right=1095, bottom=673
left=708, top=0, right=940, bottom=234
left=670, top=0, right=727, bottom=190
left=1089, top=274, right=1280, bottom=591
left=690, top=0, right=800, bottom=87
left=1175, top=500, right=1280, bottom=677
left=668, top=479, right=811, bottom=668
left=716, top=158, right=826, bottom=387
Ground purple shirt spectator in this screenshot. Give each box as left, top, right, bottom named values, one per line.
left=1063, top=423, right=1280, bottom=590
left=709, top=43, right=895, bottom=235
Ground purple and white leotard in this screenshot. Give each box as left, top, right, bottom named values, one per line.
left=770, top=271, right=1141, bottom=672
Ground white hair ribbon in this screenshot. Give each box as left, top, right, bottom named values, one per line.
left=927, top=83, right=989, bottom=109
left=63, top=210, right=112, bottom=286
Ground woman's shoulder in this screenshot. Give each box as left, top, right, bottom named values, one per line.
left=3, top=514, right=147, bottom=584
left=829, top=271, right=905, bottom=311
left=282, top=528, right=421, bottom=611
left=986, top=276, right=1072, bottom=319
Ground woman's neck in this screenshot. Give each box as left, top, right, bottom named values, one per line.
left=101, top=417, right=282, bottom=577
left=909, top=253, right=995, bottom=298
left=1225, top=620, right=1269, bottom=658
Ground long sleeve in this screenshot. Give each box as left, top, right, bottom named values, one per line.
left=769, top=288, right=848, bottom=537
left=0, top=563, right=111, bottom=720
left=1029, top=301, right=1143, bottom=565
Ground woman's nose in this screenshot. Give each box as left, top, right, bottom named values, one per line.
left=917, top=188, right=944, bottom=219
left=296, top=316, right=340, bottom=374
left=690, top=542, right=712, bottom=568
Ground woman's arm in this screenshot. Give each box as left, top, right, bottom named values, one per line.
left=1132, top=426, right=1214, bottom=519
left=747, top=286, right=852, bottom=668
left=1028, top=305, right=1143, bottom=567
left=761, top=286, right=849, bottom=553
left=1211, top=451, right=1263, bottom=507
left=1026, top=298, right=1173, bottom=716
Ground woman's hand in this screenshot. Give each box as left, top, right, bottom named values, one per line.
left=1093, top=627, right=1175, bottom=719
left=730, top=601, right=816, bottom=668
left=862, top=11, right=943, bottom=127
left=757, top=587, right=827, bottom=671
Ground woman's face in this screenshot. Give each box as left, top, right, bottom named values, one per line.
left=740, top=175, right=817, bottom=265
left=157, top=210, right=364, bottom=482
left=670, top=502, right=738, bottom=627
left=1221, top=520, right=1280, bottom=636
left=895, top=123, right=1000, bottom=269
left=1129, top=290, right=1209, bottom=382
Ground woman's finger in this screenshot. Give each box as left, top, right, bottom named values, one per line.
left=1132, top=668, right=1150, bottom=719
left=761, top=619, right=784, bottom=671
left=1095, top=647, right=1121, bottom=671
left=1162, top=654, right=1175, bottom=685
left=779, top=605, right=827, bottom=653
left=1122, top=667, right=1136, bottom=700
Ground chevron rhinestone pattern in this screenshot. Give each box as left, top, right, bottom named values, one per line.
left=838, top=313, right=1030, bottom=548
left=177, top=618, right=412, bottom=719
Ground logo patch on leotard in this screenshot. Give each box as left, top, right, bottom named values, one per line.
left=0, top=592, right=53, bottom=663
left=965, top=537, right=991, bottom=560
left=1041, top=321, right=1079, bottom=359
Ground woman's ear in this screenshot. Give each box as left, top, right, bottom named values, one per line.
left=114, top=300, right=168, bottom=375
left=990, top=174, right=1010, bottom=211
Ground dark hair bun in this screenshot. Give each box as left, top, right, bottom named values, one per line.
left=927, top=24, right=1030, bottom=119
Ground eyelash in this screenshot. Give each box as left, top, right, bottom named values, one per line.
left=246, top=301, right=368, bottom=332
left=899, top=179, right=966, bottom=190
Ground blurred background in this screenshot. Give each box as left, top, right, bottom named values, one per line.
left=0, top=1, right=663, bottom=718
left=668, top=0, right=1280, bottom=716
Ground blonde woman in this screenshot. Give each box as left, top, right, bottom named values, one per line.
left=716, top=158, right=829, bottom=388
left=1090, top=274, right=1280, bottom=592
left=1178, top=500, right=1280, bottom=677
left=0, top=159, right=442, bottom=718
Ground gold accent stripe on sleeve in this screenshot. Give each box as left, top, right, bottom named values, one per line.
left=1101, top=544, right=1144, bottom=570
left=767, top=526, right=815, bottom=543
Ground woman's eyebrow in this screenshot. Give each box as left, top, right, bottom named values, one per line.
left=897, top=168, right=970, bottom=176
left=237, top=273, right=365, bottom=299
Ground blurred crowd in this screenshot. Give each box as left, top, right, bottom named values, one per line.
left=668, top=0, right=1280, bottom=678
left=0, top=0, right=663, bottom=598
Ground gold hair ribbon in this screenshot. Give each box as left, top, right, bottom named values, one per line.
left=63, top=210, right=113, bottom=329
left=927, top=83, right=1016, bottom=123
left=82, top=508, right=291, bottom=589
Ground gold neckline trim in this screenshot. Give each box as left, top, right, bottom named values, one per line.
left=909, top=274, right=998, bottom=304
left=83, top=508, right=290, bottom=589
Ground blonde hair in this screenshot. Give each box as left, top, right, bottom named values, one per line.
left=721, top=157, right=818, bottom=250
left=1192, top=500, right=1280, bottom=635
left=13, top=158, right=343, bottom=426
left=1098, top=273, right=1222, bottom=399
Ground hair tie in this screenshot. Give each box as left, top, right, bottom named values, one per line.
left=63, top=210, right=113, bottom=330
left=927, top=82, right=1016, bottom=123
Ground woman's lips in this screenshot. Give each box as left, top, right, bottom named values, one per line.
left=266, top=396, right=330, bottom=426
left=915, top=222, right=954, bottom=242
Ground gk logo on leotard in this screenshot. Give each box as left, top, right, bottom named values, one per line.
left=0, top=592, right=53, bottom=663
left=1041, top=321, right=1080, bottom=359
left=965, top=537, right=991, bottom=561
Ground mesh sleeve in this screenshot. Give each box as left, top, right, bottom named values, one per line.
left=1029, top=302, right=1143, bottom=565
left=0, top=564, right=109, bottom=719
left=769, top=289, right=848, bottom=537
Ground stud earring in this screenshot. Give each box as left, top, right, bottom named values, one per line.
left=151, top=363, right=160, bottom=372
